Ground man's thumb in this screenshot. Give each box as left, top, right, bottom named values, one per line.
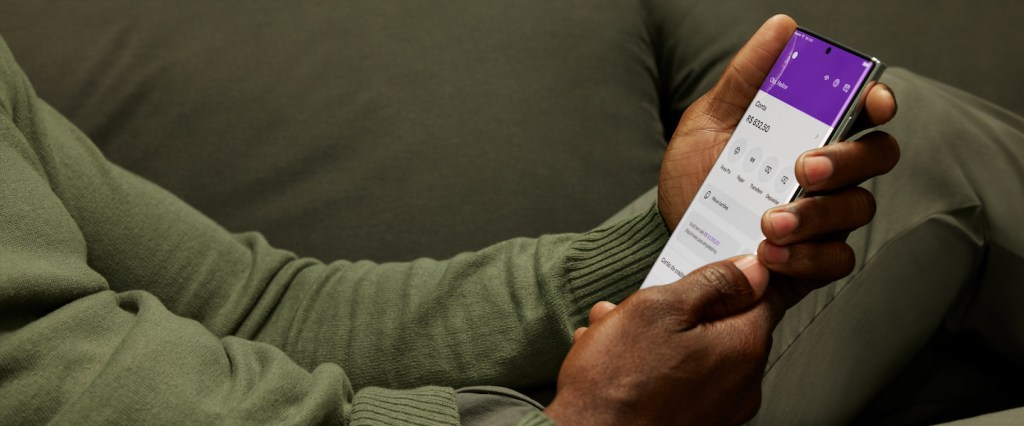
left=675, top=255, right=769, bottom=322
left=684, top=15, right=797, bottom=131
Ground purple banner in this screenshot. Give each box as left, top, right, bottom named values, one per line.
left=760, top=30, right=874, bottom=127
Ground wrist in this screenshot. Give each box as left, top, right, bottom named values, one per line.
left=564, top=203, right=669, bottom=316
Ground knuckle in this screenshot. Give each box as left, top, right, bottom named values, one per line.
left=631, top=287, right=696, bottom=327
left=828, top=243, right=857, bottom=278
left=788, top=245, right=816, bottom=272
left=695, top=264, right=748, bottom=299
left=882, top=132, right=902, bottom=170
left=847, top=188, right=877, bottom=224
left=805, top=189, right=876, bottom=234
left=687, top=264, right=754, bottom=320
left=791, top=195, right=818, bottom=219
left=866, top=131, right=901, bottom=173
left=789, top=242, right=856, bottom=281
left=627, top=289, right=661, bottom=312
left=697, top=264, right=735, bottom=288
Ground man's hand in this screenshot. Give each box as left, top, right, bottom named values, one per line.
left=545, top=15, right=901, bottom=425
left=658, top=14, right=899, bottom=315
left=544, top=256, right=772, bottom=426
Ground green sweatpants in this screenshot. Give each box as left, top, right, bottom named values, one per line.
left=603, top=68, right=1024, bottom=425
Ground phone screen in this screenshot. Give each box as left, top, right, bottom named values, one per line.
left=643, top=29, right=883, bottom=288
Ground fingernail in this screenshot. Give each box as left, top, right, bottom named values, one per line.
left=803, top=156, right=833, bottom=185
left=733, top=255, right=769, bottom=298
left=769, top=211, right=799, bottom=239
left=762, top=242, right=790, bottom=264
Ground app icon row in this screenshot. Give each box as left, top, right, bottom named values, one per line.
left=727, top=138, right=796, bottom=194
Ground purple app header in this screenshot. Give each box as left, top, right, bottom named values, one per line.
left=760, top=30, right=874, bottom=127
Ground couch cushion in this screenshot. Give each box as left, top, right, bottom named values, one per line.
left=0, top=1, right=670, bottom=261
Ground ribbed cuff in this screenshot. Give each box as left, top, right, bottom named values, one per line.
left=563, top=203, right=669, bottom=324
left=517, top=411, right=557, bottom=426
left=350, top=386, right=459, bottom=426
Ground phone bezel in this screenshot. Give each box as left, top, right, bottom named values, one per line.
left=790, top=27, right=887, bottom=200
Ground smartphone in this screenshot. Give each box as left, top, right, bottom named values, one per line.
left=642, top=28, right=885, bottom=288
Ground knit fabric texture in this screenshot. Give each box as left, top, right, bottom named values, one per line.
left=0, top=36, right=668, bottom=424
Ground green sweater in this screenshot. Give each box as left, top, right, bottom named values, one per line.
left=0, top=37, right=667, bottom=425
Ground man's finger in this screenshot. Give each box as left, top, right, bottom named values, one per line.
left=761, top=187, right=876, bottom=245
left=796, top=131, right=900, bottom=192
left=757, top=240, right=856, bottom=282
left=572, top=327, right=588, bottom=343
left=848, top=83, right=898, bottom=135
left=588, top=301, right=617, bottom=325
left=658, top=256, right=769, bottom=325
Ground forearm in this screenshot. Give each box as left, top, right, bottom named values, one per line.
left=0, top=38, right=458, bottom=423
left=255, top=206, right=668, bottom=390
left=1, top=34, right=669, bottom=394
left=21, top=88, right=669, bottom=389
left=0, top=290, right=459, bottom=425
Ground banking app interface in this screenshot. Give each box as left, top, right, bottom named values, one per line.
left=643, top=30, right=876, bottom=288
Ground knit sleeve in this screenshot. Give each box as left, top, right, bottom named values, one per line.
left=240, top=204, right=668, bottom=391
left=0, top=34, right=668, bottom=423
left=0, top=35, right=468, bottom=425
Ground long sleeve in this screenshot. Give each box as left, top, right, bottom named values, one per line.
left=0, top=37, right=667, bottom=424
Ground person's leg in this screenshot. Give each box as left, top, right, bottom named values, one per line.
left=602, top=68, right=1024, bottom=423
left=455, top=386, right=544, bottom=426
left=939, top=406, right=1024, bottom=425
left=752, top=68, right=1024, bottom=424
